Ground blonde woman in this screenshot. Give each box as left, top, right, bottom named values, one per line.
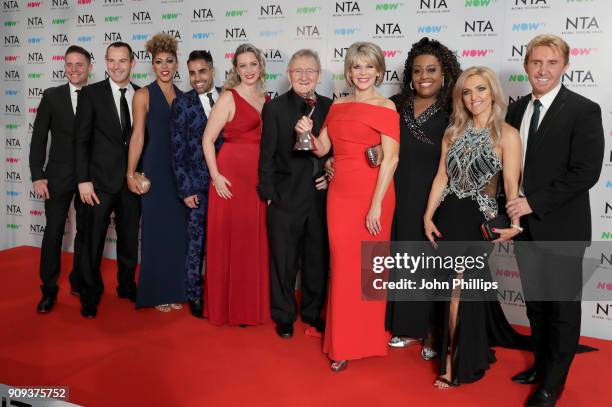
left=422, top=66, right=527, bottom=387
left=297, top=42, right=399, bottom=371
left=202, top=43, right=270, bottom=326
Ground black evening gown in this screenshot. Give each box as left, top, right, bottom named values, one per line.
left=385, top=95, right=448, bottom=339
left=434, top=124, right=531, bottom=384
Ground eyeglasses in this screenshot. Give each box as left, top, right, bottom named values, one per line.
left=290, top=69, right=319, bottom=77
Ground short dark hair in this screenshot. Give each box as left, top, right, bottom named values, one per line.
left=106, top=41, right=134, bottom=61
left=187, top=50, right=213, bottom=68
left=65, top=45, right=91, bottom=63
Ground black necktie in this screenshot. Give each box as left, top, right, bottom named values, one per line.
left=119, top=87, right=131, bottom=143
left=528, top=99, right=542, bottom=141
left=207, top=92, right=215, bottom=108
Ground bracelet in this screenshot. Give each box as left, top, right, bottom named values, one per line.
left=510, top=224, right=524, bottom=232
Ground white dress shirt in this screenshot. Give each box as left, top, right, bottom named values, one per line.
left=108, top=79, right=135, bottom=125
left=68, top=82, right=80, bottom=115
left=198, top=87, right=219, bottom=119
left=518, top=82, right=562, bottom=194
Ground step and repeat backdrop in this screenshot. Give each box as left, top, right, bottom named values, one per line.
left=1, top=0, right=611, bottom=338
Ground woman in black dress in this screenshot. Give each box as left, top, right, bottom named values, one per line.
left=423, top=66, right=526, bottom=388
left=385, top=38, right=461, bottom=358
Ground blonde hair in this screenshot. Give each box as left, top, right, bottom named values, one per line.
left=525, top=34, right=570, bottom=66
left=444, top=66, right=507, bottom=145
left=344, top=42, right=385, bottom=88
left=225, top=43, right=266, bottom=92
left=145, top=32, right=178, bottom=59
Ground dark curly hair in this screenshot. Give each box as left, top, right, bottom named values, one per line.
left=397, top=37, right=461, bottom=113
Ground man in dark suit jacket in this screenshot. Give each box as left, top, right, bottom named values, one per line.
left=74, top=42, right=141, bottom=318
left=29, top=45, right=93, bottom=313
left=506, top=34, right=604, bottom=407
left=258, top=49, right=332, bottom=338
left=169, top=50, right=222, bottom=319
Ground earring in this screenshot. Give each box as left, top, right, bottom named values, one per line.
left=409, top=81, right=414, bottom=90
left=442, top=76, right=445, bottom=88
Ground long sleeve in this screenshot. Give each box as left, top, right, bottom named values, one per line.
left=74, top=85, right=94, bottom=184
left=528, top=101, right=604, bottom=218
left=28, top=89, right=52, bottom=181
left=257, top=102, right=278, bottom=201
left=169, top=97, right=194, bottom=199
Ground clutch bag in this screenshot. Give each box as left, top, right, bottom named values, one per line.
left=365, top=144, right=383, bottom=168
left=132, top=172, right=151, bottom=194
left=480, top=213, right=510, bottom=241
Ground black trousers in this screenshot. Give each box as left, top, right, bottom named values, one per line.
left=267, top=198, right=328, bottom=324
left=79, top=184, right=140, bottom=305
left=514, top=227, right=583, bottom=391
left=39, top=188, right=85, bottom=297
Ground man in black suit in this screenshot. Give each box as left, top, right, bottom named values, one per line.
left=258, top=49, right=332, bottom=338
left=506, top=34, right=604, bottom=407
left=29, top=45, right=93, bottom=313
left=74, top=42, right=141, bottom=318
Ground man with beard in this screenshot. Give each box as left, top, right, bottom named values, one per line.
left=170, top=50, right=222, bottom=318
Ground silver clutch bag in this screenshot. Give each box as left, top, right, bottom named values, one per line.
left=365, top=144, right=383, bottom=167
left=132, top=172, right=151, bottom=194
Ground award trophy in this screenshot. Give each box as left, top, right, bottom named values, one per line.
left=293, top=92, right=317, bottom=151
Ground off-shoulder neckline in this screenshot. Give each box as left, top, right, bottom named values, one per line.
left=332, top=101, right=397, bottom=113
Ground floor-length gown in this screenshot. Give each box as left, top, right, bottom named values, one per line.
left=385, top=96, right=447, bottom=339
left=136, top=81, right=188, bottom=308
left=435, top=122, right=530, bottom=384
left=204, top=89, right=270, bottom=326
left=323, top=102, right=400, bottom=361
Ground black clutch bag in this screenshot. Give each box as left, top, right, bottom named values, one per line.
left=480, top=213, right=510, bottom=241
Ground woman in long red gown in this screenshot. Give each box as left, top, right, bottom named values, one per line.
left=297, top=42, right=400, bottom=371
left=202, top=44, right=270, bottom=326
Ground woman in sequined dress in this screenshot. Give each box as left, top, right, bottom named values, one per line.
left=385, top=37, right=461, bottom=359
left=423, top=66, right=528, bottom=387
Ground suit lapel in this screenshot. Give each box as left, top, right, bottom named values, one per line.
left=527, top=86, right=568, bottom=156
left=510, top=94, right=530, bottom=130
left=60, top=83, right=75, bottom=124
left=103, top=79, right=123, bottom=135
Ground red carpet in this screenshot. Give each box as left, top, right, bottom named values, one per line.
left=0, top=246, right=608, bottom=406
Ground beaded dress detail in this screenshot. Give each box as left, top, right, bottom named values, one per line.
left=441, top=122, right=502, bottom=220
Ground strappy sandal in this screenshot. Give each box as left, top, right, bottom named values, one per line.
left=170, top=303, right=183, bottom=310
left=434, top=376, right=459, bottom=389
left=155, top=304, right=172, bottom=312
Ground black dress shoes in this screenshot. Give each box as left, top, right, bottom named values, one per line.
left=310, top=318, right=325, bottom=333
left=188, top=298, right=203, bottom=319
left=275, top=323, right=294, bottom=338
left=525, top=386, right=561, bottom=407
left=36, top=295, right=56, bottom=313
left=512, top=366, right=539, bottom=384
left=81, top=304, right=97, bottom=318
left=117, top=288, right=137, bottom=303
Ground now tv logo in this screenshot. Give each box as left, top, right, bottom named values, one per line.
left=382, top=50, right=401, bottom=58
left=570, top=47, right=596, bottom=56
left=225, top=52, right=235, bottom=59
left=27, top=1, right=43, bottom=7
left=5, top=157, right=20, bottom=163
left=596, top=281, right=612, bottom=290
left=29, top=209, right=44, bottom=216
left=462, top=49, right=494, bottom=57
left=29, top=107, right=37, bottom=113
left=52, top=55, right=64, bottom=61
left=5, top=56, right=19, bottom=62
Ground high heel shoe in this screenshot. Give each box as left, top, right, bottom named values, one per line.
left=330, top=360, right=348, bottom=372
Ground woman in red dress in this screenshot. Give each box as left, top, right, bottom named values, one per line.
left=202, top=43, right=270, bottom=326
left=297, top=42, right=400, bottom=371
